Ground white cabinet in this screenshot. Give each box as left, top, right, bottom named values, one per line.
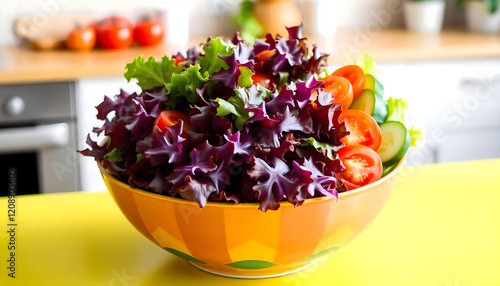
left=75, top=76, right=140, bottom=192
left=378, top=59, right=500, bottom=165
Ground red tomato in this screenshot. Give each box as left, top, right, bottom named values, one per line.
left=154, top=111, right=191, bottom=136
left=256, top=50, right=276, bottom=61
left=134, top=18, right=164, bottom=47
left=338, top=109, right=381, bottom=151
left=252, top=72, right=278, bottom=91
left=173, top=58, right=185, bottom=66
left=65, top=25, right=96, bottom=51
left=337, top=145, right=382, bottom=190
left=332, top=65, right=365, bottom=99
left=94, top=16, right=134, bottom=49
left=321, top=75, right=353, bottom=111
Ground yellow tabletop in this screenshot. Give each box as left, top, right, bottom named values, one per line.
left=1, top=159, right=499, bottom=285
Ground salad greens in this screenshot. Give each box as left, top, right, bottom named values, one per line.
left=80, top=25, right=413, bottom=212
left=80, top=25, right=345, bottom=212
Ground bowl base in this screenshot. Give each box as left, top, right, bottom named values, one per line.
left=189, top=259, right=320, bottom=279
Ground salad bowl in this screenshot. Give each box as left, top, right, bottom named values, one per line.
left=81, top=24, right=417, bottom=278
left=98, top=156, right=405, bottom=278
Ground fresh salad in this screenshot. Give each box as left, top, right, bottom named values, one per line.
left=79, top=25, right=419, bottom=212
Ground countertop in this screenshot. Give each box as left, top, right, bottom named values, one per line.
left=1, top=158, right=499, bottom=285
left=2, top=28, right=500, bottom=84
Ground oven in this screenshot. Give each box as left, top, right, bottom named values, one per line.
left=0, top=82, right=80, bottom=196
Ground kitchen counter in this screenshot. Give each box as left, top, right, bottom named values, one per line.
left=2, top=28, right=500, bottom=84
left=1, top=158, right=499, bottom=285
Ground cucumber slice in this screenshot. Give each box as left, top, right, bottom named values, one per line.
left=349, top=89, right=388, bottom=124
left=377, top=121, right=411, bottom=166
left=382, top=161, right=398, bottom=177
left=364, top=74, right=384, bottom=97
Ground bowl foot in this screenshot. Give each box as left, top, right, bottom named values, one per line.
left=188, top=259, right=320, bottom=279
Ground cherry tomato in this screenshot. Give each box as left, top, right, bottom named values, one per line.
left=154, top=111, right=191, bottom=136
left=65, top=25, right=96, bottom=52
left=134, top=18, right=164, bottom=47
left=321, top=75, right=353, bottom=111
left=256, top=50, right=276, bottom=61
left=94, top=16, right=134, bottom=49
left=252, top=71, right=278, bottom=91
left=332, top=65, right=365, bottom=99
left=338, top=109, right=382, bottom=151
left=337, top=145, right=382, bottom=190
left=173, top=58, right=185, bottom=66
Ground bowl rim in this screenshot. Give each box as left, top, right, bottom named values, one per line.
left=98, top=156, right=406, bottom=209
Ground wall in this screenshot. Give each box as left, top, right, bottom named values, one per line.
left=0, top=0, right=466, bottom=47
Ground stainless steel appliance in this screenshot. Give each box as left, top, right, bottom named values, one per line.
left=0, top=82, right=80, bottom=196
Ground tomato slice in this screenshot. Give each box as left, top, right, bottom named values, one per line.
left=320, top=75, right=353, bottom=111
left=256, top=50, right=276, bottom=62
left=154, top=111, right=191, bottom=135
left=338, top=109, right=381, bottom=151
left=337, top=145, right=382, bottom=190
left=332, top=65, right=365, bottom=99
left=252, top=71, right=278, bottom=91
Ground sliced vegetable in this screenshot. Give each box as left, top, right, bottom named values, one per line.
left=337, top=145, right=383, bottom=190
left=321, top=76, right=353, bottom=112
left=382, top=162, right=398, bottom=177
left=377, top=121, right=411, bottom=166
left=338, top=109, right=382, bottom=151
left=252, top=71, right=277, bottom=91
left=364, top=74, right=384, bottom=97
left=349, top=89, right=388, bottom=124
left=331, top=65, right=365, bottom=99
left=154, top=110, right=191, bottom=135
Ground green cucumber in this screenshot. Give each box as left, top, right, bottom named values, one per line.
left=377, top=121, right=411, bottom=166
left=364, top=74, right=384, bottom=97
left=382, top=162, right=398, bottom=177
left=349, top=89, right=388, bottom=124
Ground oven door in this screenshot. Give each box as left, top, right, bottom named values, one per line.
left=0, top=122, right=80, bottom=196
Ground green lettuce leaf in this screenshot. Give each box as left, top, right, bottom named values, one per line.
left=103, top=147, right=123, bottom=163
left=215, top=86, right=270, bottom=130
left=386, top=97, right=408, bottom=123
left=302, top=137, right=342, bottom=160
left=124, top=56, right=184, bottom=90
left=165, top=63, right=209, bottom=104
left=409, top=126, right=423, bottom=147
left=353, top=53, right=379, bottom=77
left=199, top=37, right=234, bottom=76
left=387, top=97, right=422, bottom=146
left=238, top=66, right=255, bottom=87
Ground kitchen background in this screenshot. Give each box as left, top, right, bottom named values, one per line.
left=0, top=0, right=467, bottom=47
left=1, top=0, right=499, bottom=195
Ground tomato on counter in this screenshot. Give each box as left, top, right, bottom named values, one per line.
left=65, top=25, right=96, bottom=52
left=94, top=16, right=134, bottom=49
left=134, top=18, right=164, bottom=47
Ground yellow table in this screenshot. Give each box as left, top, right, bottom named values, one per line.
left=1, top=159, right=499, bottom=285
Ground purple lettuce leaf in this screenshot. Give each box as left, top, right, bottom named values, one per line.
left=265, top=85, right=294, bottom=115
left=178, top=176, right=218, bottom=208
left=210, top=42, right=255, bottom=89
left=77, top=134, right=107, bottom=161
left=143, top=122, right=187, bottom=166
left=296, top=157, right=339, bottom=201
left=248, top=156, right=300, bottom=212
left=295, top=77, right=325, bottom=109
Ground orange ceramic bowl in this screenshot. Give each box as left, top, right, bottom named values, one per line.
left=99, top=158, right=405, bottom=278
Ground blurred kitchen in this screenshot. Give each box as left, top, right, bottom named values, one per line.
left=1, top=0, right=499, bottom=196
